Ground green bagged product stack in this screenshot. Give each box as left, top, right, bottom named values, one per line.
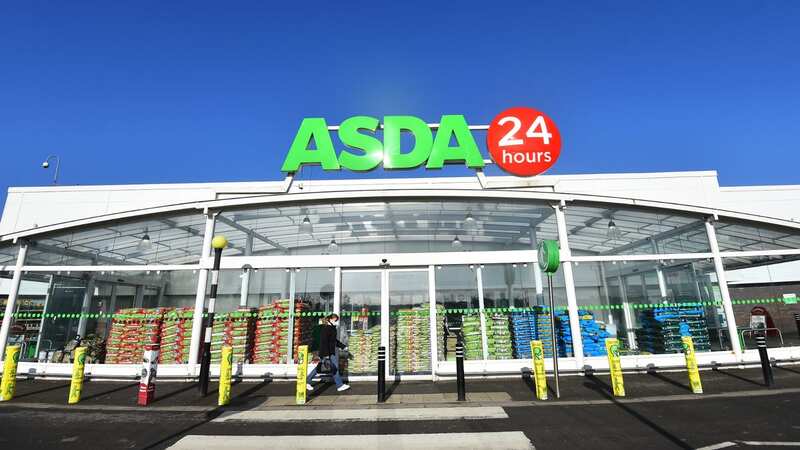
left=252, top=300, right=290, bottom=364
left=348, top=325, right=381, bottom=373
left=210, top=308, right=254, bottom=364
left=486, top=314, right=513, bottom=360
left=392, top=308, right=431, bottom=373
left=435, top=305, right=446, bottom=361
left=461, top=314, right=483, bottom=360
left=159, top=307, right=193, bottom=364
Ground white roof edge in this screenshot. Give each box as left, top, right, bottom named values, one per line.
left=5, top=170, right=721, bottom=193
left=719, top=184, right=800, bottom=192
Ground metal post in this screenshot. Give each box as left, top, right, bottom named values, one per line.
left=756, top=335, right=774, bottom=388
left=456, top=334, right=466, bottom=401
left=547, top=274, right=561, bottom=399
left=199, top=237, right=226, bottom=396
left=377, top=346, right=386, bottom=403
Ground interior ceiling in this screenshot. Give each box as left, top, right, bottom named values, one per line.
left=9, top=199, right=800, bottom=266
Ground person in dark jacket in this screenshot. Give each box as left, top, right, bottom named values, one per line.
left=306, top=313, right=350, bottom=392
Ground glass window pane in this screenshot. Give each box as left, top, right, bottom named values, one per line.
left=435, top=265, right=481, bottom=361
left=24, top=212, right=207, bottom=266
left=724, top=255, right=800, bottom=348
left=574, top=260, right=728, bottom=356
left=340, top=271, right=381, bottom=375
left=481, top=263, right=568, bottom=360
left=566, top=204, right=709, bottom=255
left=216, top=199, right=558, bottom=256
left=389, top=271, right=430, bottom=375
left=715, top=220, right=800, bottom=252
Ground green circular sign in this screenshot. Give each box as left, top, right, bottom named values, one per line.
left=537, top=240, right=560, bottom=273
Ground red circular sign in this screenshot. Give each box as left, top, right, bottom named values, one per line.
left=487, top=107, right=561, bottom=177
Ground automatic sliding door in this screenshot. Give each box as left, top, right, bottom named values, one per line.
left=340, top=270, right=382, bottom=375
left=388, top=270, right=431, bottom=375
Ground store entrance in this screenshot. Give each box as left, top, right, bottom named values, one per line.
left=339, top=268, right=432, bottom=378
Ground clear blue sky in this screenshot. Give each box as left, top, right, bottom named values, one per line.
left=1, top=1, right=799, bottom=211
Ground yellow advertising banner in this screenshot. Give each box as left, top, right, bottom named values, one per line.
left=218, top=346, right=233, bottom=406
left=531, top=340, right=548, bottom=400
left=68, top=347, right=87, bottom=404
left=1, top=345, right=21, bottom=402
left=682, top=336, right=703, bottom=394
left=605, top=338, right=625, bottom=397
left=296, top=345, right=309, bottom=405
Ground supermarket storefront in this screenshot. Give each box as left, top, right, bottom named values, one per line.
left=1, top=109, right=799, bottom=379
left=1, top=184, right=800, bottom=380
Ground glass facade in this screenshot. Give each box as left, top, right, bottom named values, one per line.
left=2, top=195, right=800, bottom=375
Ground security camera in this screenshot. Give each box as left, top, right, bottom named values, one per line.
left=41, top=161, right=49, bottom=169
left=381, top=258, right=388, bottom=265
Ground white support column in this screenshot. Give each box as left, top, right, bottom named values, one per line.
left=554, top=204, right=584, bottom=367
left=287, top=269, right=297, bottom=363
left=239, top=233, right=254, bottom=307
left=705, top=218, right=743, bottom=357
left=650, top=239, right=668, bottom=299
left=618, top=274, right=638, bottom=350
left=333, top=267, right=342, bottom=315
left=475, top=266, right=489, bottom=361
left=428, top=265, right=438, bottom=381
left=76, top=276, right=96, bottom=338
left=0, top=243, right=28, bottom=359
left=188, top=213, right=216, bottom=367
left=598, top=263, right=613, bottom=325
left=380, top=269, right=390, bottom=376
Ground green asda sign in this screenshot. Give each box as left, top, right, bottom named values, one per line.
left=280, top=115, right=485, bottom=172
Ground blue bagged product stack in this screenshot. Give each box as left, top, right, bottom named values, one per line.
left=636, top=306, right=711, bottom=354
left=554, top=309, right=609, bottom=357
left=510, top=311, right=535, bottom=359
left=534, top=307, right=556, bottom=357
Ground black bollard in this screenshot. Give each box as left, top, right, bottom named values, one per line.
left=456, top=335, right=466, bottom=402
left=756, top=335, right=774, bottom=388
left=794, top=313, right=800, bottom=340
left=377, top=346, right=386, bottom=403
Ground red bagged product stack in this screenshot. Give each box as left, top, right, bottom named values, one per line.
left=210, top=308, right=254, bottom=364
left=292, top=301, right=316, bottom=362
left=106, top=308, right=167, bottom=364
left=159, top=307, right=194, bottom=364
left=252, top=299, right=290, bottom=364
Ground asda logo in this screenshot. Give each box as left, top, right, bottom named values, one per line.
left=281, top=115, right=484, bottom=172
left=280, top=108, right=562, bottom=176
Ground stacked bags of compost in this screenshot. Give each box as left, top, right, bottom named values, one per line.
left=159, top=307, right=194, bottom=364
left=486, top=313, right=513, bottom=360
left=106, top=308, right=166, bottom=364
left=636, top=306, right=711, bottom=354
left=461, top=314, right=483, bottom=360
left=392, top=308, right=431, bottom=373
left=210, top=307, right=254, bottom=364
left=348, top=324, right=381, bottom=373
left=252, top=299, right=291, bottom=364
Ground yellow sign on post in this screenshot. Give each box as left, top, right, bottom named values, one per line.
left=218, top=346, right=233, bottom=406
left=1, top=345, right=21, bottom=401
left=295, top=345, right=309, bottom=405
left=531, top=340, right=548, bottom=400
left=68, top=347, right=87, bottom=404
left=682, top=336, right=703, bottom=394
left=605, top=338, right=625, bottom=397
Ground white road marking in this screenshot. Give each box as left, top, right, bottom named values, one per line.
left=168, top=432, right=535, bottom=449
left=213, top=406, right=509, bottom=422
left=695, top=442, right=737, bottom=450
left=740, top=442, right=800, bottom=447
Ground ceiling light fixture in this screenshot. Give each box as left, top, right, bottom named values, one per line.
left=139, top=228, right=153, bottom=251
left=300, top=216, right=313, bottom=233
left=328, top=238, right=338, bottom=252
left=451, top=235, right=463, bottom=249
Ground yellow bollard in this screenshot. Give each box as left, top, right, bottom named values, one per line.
left=218, top=346, right=233, bottom=406
left=1, top=345, right=21, bottom=401
left=68, top=347, right=87, bottom=404
left=605, top=338, right=625, bottom=397
left=682, top=336, right=703, bottom=394
left=530, top=340, right=548, bottom=400
left=295, top=345, right=309, bottom=405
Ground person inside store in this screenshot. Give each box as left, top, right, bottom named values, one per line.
left=306, top=313, right=350, bottom=393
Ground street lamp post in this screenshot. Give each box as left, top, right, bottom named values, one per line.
left=41, top=155, right=61, bottom=184
left=198, top=235, right=228, bottom=396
